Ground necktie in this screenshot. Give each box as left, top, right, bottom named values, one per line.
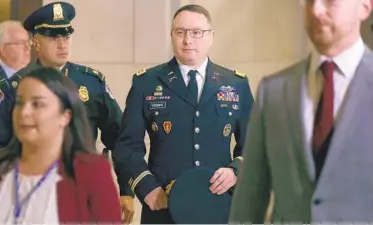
left=312, top=61, right=335, bottom=151
left=187, top=70, right=198, bottom=103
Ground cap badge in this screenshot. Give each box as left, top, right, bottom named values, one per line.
left=53, top=3, right=64, bottom=21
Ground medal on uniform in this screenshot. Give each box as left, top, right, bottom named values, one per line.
left=217, top=86, right=239, bottom=102
left=156, top=85, right=162, bottom=92
left=146, top=85, right=170, bottom=101
left=153, top=85, right=163, bottom=97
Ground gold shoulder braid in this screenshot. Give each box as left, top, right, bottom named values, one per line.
left=135, top=68, right=146, bottom=76
left=85, top=67, right=105, bottom=82
left=234, top=70, right=246, bottom=78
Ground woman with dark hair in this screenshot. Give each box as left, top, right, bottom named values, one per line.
left=0, top=67, right=122, bottom=224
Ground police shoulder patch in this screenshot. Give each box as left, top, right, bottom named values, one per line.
left=84, top=66, right=105, bottom=82
left=135, top=68, right=146, bottom=76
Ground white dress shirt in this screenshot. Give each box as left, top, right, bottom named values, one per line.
left=0, top=168, right=61, bottom=224
left=178, top=58, right=208, bottom=102
left=302, top=38, right=365, bottom=148
left=0, top=61, right=17, bottom=79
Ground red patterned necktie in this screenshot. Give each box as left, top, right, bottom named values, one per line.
left=312, top=61, right=335, bottom=151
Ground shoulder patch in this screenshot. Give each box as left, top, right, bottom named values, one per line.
left=136, top=68, right=146, bottom=76
left=84, top=67, right=105, bottom=82
left=234, top=70, right=246, bottom=78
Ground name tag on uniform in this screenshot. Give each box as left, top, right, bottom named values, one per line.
left=148, top=101, right=166, bottom=110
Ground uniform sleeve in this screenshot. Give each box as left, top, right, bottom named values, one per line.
left=0, top=89, right=15, bottom=147
left=97, top=81, right=122, bottom=151
left=96, top=81, right=134, bottom=197
left=112, top=74, right=160, bottom=202
left=228, top=77, right=254, bottom=173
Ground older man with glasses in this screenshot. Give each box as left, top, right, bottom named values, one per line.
left=0, top=20, right=31, bottom=102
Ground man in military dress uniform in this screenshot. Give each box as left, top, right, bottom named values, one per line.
left=0, top=2, right=135, bottom=223
left=113, top=4, right=254, bottom=224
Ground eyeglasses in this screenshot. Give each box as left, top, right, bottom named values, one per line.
left=2, top=40, right=32, bottom=47
left=172, top=28, right=212, bottom=38
left=301, top=0, right=340, bottom=7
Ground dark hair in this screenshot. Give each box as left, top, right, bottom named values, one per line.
left=0, top=67, right=96, bottom=178
left=173, top=4, right=212, bottom=24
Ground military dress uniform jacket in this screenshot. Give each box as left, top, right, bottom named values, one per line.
left=0, top=61, right=133, bottom=196
left=113, top=57, right=254, bottom=223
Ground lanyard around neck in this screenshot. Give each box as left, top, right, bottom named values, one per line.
left=13, top=160, right=59, bottom=223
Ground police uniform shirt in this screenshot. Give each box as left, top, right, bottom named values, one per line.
left=0, top=1, right=135, bottom=197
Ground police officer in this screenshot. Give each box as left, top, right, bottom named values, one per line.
left=0, top=2, right=135, bottom=223
left=113, top=4, right=254, bottom=224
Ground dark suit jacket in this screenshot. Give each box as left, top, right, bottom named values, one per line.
left=0, top=65, right=8, bottom=101
left=0, top=153, right=122, bottom=224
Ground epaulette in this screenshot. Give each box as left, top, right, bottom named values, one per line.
left=234, top=70, right=246, bottom=78
left=84, top=66, right=105, bottom=82
left=135, top=68, right=146, bottom=76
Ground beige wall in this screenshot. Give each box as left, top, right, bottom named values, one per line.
left=43, top=0, right=309, bottom=103
left=43, top=0, right=308, bottom=223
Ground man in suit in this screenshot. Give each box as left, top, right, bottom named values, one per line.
left=0, top=2, right=135, bottom=222
left=113, top=4, right=254, bottom=224
left=229, top=0, right=373, bottom=223
left=0, top=20, right=31, bottom=103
